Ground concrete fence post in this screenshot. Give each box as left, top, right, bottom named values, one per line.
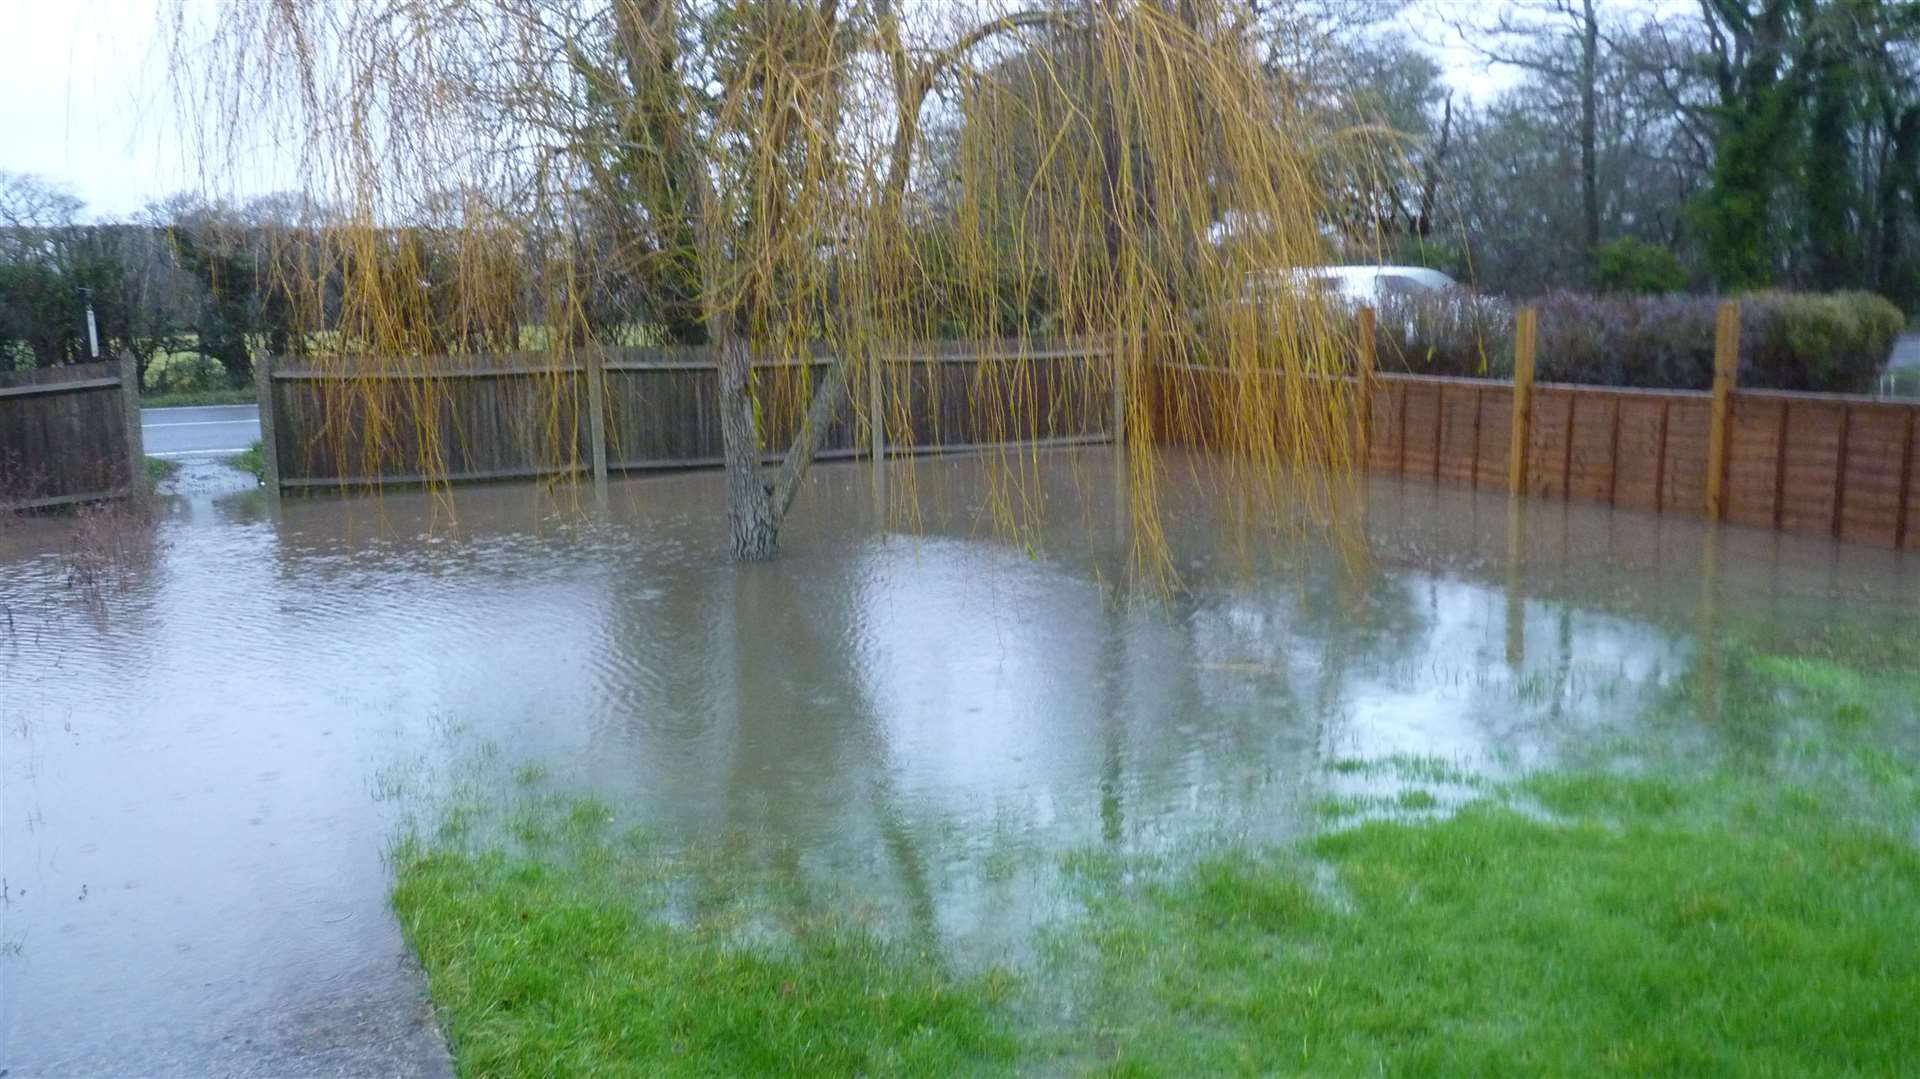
left=1110, top=337, right=1126, bottom=449
left=1508, top=306, right=1538, bottom=494
left=1705, top=301, right=1741, bottom=520
left=254, top=352, right=281, bottom=493
left=120, top=351, right=145, bottom=495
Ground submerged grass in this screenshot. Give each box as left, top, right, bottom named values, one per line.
left=394, top=636, right=1920, bottom=1076
left=227, top=441, right=265, bottom=481
left=143, top=456, right=180, bottom=488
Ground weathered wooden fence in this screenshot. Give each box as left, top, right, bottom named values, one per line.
left=0, top=355, right=143, bottom=510
left=256, top=311, right=1918, bottom=553
left=1346, top=302, right=1919, bottom=551
left=258, top=342, right=1116, bottom=489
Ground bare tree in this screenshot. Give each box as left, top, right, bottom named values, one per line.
left=1451, top=0, right=1606, bottom=254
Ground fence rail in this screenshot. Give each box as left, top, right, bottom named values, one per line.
left=0, top=355, right=143, bottom=511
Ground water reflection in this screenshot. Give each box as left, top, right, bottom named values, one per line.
left=1, top=450, right=1914, bottom=1075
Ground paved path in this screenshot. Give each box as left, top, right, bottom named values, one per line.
left=142, top=404, right=259, bottom=458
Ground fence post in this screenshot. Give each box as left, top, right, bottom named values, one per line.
left=1508, top=306, right=1538, bottom=494
left=1356, top=306, right=1376, bottom=467
left=120, top=351, right=145, bottom=493
left=1705, top=301, right=1740, bottom=520
left=585, top=347, right=609, bottom=483
left=119, top=351, right=146, bottom=495
left=254, top=352, right=280, bottom=492
left=1110, top=338, right=1126, bottom=449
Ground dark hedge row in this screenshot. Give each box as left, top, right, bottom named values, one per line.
left=1369, top=290, right=1907, bottom=394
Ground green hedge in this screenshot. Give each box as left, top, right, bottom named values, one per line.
left=1373, top=290, right=1906, bottom=394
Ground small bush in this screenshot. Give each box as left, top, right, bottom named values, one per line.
left=1744, top=290, right=1906, bottom=393
left=1374, top=289, right=1905, bottom=393
left=1591, top=238, right=1688, bottom=294
left=143, top=351, right=228, bottom=395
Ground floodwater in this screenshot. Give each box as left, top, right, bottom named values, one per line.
left=2, top=450, right=1915, bottom=1077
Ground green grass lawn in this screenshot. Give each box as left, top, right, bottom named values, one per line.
left=393, top=638, right=1920, bottom=1077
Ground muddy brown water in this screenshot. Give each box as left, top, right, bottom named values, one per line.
left=2, top=450, right=1915, bottom=1076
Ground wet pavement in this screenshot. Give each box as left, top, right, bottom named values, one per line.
left=2, top=449, right=1915, bottom=1076
left=142, top=405, right=260, bottom=458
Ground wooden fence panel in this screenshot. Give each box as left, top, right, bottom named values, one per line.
left=1905, top=417, right=1920, bottom=551
left=604, top=366, right=723, bottom=466
left=0, top=360, right=134, bottom=508
left=1472, top=385, right=1513, bottom=489
left=270, top=344, right=1111, bottom=487
left=273, top=367, right=591, bottom=485
left=1436, top=384, right=1481, bottom=486
left=1359, top=369, right=1916, bottom=548
left=1835, top=403, right=1911, bottom=546
left=256, top=339, right=1920, bottom=554
left=1400, top=382, right=1444, bottom=480
left=1775, top=399, right=1846, bottom=537
left=1661, top=400, right=1712, bottom=515
left=890, top=349, right=1110, bottom=452
left=602, top=360, right=859, bottom=469
left=1725, top=397, right=1786, bottom=528
left=1611, top=397, right=1670, bottom=512
left=1526, top=388, right=1576, bottom=499
left=1565, top=392, right=1619, bottom=503
left=1368, top=379, right=1404, bottom=472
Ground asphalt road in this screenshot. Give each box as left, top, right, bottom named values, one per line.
left=142, top=404, right=260, bottom=458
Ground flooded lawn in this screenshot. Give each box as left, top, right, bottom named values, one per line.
left=3, top=450, right=1917, bottom=1075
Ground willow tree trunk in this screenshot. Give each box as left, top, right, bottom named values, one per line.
left=716, top=331, right=779, bottom=560
left=713, top=325, right=852, bottom=562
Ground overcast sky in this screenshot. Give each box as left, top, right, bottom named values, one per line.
left=2, top=0, right=1547, bottom=221
left=3, top=1, right=181, bottom=218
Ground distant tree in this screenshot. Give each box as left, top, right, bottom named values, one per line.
left=0, top=172, right=82, bottom=234
left=0, top=174, right=140, bottom=369
left=1591, top=237, right=1689, bottom=293
left=1451, top=0, right=1606, bottom=256
left=1682, top=0, right=1920, bottom=299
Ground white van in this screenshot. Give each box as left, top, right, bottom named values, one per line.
left=1256, top=265, right=1459, bottom=308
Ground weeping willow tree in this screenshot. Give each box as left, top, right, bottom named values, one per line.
left=173, top=0, right=1376, bottom=568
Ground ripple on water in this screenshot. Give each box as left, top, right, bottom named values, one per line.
left=2, top=449, right=1916, bottom=1075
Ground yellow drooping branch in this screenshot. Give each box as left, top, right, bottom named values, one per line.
left=175, top=0, right=1397, bottom=576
